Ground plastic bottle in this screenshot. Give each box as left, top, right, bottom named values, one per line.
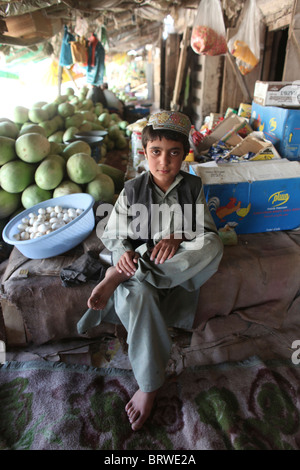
left=131, top=131, right=145, bottom=169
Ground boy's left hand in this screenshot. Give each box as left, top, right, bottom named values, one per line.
left=150, top=234, right=183, bottom=265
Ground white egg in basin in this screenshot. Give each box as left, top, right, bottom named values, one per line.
left=2, top=193, right=95, bottom=259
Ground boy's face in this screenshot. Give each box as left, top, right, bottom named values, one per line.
left=144, top=137, right=185, bottom=192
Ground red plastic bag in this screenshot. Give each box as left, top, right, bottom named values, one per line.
left=191, top=0, right=227, bottom=56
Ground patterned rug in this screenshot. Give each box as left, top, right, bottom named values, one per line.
left=1, top=356, right=300, bottom=450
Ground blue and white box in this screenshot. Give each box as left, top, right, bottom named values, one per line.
left=251, top=101, right=300, bottom=160
left=192, top=160, right=300, bottom=234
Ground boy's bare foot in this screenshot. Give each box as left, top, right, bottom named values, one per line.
left=125, top=389, right=157, bottom=431
left=87, top=266, right=129, bottom=310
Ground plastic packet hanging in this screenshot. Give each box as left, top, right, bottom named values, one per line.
left=191, top=0, right=227, bottom=56
left=228, top=0, right=261, bottom=75
left=70, top=37, right=88, bottom=65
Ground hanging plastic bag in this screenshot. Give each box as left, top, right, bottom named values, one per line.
left=191, top=0, right=227, bottom=56
left=70, top=37, right=88, bottom=66
left=228, top=0, right=261, bottom=75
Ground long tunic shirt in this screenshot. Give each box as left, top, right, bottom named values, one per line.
left=77, top=171, right=223, bottom=391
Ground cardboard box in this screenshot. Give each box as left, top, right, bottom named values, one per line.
left=191, top=160, right=300, bottom=234
left=253, top=81, right=300, bottom=108
left=196, top=113, right=251, bottom=152
left=251, top=101, right=300, bottom=160
left=238, top=103, right=252, bottom=119
left=226, top=132, right=281, bottom=161
left=4, top=10, right=61, bottom=39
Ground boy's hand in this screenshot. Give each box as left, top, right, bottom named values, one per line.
left=116, top=250, right=139, bottom=276
left=150, top=234, right=183, bottom=265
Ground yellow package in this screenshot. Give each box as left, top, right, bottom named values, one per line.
left=231, top=40, right=259, bottom=75
left=228, top=0, right=261, bottom=76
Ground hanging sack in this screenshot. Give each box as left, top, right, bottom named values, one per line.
left=191, top=0, right=227, bottom=56
left=228, top=0, right=261, bottom=75
left=70, top=37, right=88, bottom=65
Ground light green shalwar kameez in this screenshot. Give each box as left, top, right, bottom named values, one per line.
left=77, top=172, right=223, bottom=392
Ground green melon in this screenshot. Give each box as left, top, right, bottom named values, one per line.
left=118, top=120, right=129, bottom=130
left=58, top=102, right=75, bottom=118
left=98, top=112, right=111, bottom=128
left=0, top=121, right=19, bottom=139
left=15, top=132, right=50, bottom=163
left=52, top=115, right=64, bottom=130
left=110, top=113, right=121, bottom=122
left=54, top=94, right=69, bottom=104
left=13, top=106, right=29, bottom=124
left=81, top=111, right=95, bottom=122
left=78, top=121, right=93, bottom=132
left=62, top=140, right=91, bottom=160
left=35, top=156, right=64, bottom=190
left=65, top=113, right=84, bottom=129
left=28, top=107, right=49, bottom=123
left=108, top=124, right=122, bottom=140
left=69, top=96, right=79, bottom=106
left=115, top=134, right=127, bottom=149
left=21, top=184, right=52, bottom=209
left=65, top=87, right=75, bottom=97
left=90, top=121, right=105, bottom=130
left=0, top=189, right=21, bottom=219
left=19, top=124, right=47, bottom=137
left=98, top=163, right=124, bottom=192
left=66, top=152, right=99, bottom=184
left=94, top=103, right=104, bottom=116
left=49, top=141, right=63, bottom=155
left=48, top=130, right=64, bottom=143
left=0, top=160, right=35, bottom=193
left=33, top=101, right=48, bottom=108
left=86, top=173, right=115, bottom=203
left=53, top=180, right=82, bottom=198
left=0, top=136, right=17, bottom=166
left=46, top=154, right=65, bottom=168
left=42, top=102, right=58, bottom=119
left=38, top=120, right=57, bottom=137
left=63, top=127, right=78, bottom=143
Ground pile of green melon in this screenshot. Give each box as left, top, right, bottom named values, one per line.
left=0, top=86, right=128, bottom=222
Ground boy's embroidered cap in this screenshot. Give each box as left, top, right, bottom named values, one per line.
left=147, top=111, right=191, bottom=137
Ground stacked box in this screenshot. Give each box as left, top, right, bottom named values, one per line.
left=251, top=101, right=300, bottom=160
left=191, top=160, right=300, bottom=234
left=253, top=81, right=300, bottom=108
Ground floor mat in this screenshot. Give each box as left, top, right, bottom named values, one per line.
left=1, top=356, right=300, bottom=450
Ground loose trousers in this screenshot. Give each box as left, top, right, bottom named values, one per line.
left=77, top=234, right=223, bottom=392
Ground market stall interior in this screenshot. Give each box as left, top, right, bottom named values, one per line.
left=0, top=0, right=300, bottom=450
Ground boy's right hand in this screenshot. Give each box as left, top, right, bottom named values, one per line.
left=116, top=250, right=139, bottom=276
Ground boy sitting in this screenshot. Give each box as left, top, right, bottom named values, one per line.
left=77, top=110, right=223, bottom=430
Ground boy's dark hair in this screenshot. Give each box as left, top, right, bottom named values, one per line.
left=142, top=125, right=190, bottom=157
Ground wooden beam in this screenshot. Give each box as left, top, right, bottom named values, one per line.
left=226, top=52, right=252, bottom=102
left=267, top=13, right=292, bottom=30
left=164, top=33, right=180, bottom=110
left=0, top=19, right=7, bottom=34
left=283, top=0, right=300, bottom=80
left=64, top=67, right=79, bottom=90
left=171, top=27, right=190, bottom=111
left=0, top=34, right=44, bottom=47
left=58, top=65, right=63, bottom=96
left=291, top=29, right=300, bottom=61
